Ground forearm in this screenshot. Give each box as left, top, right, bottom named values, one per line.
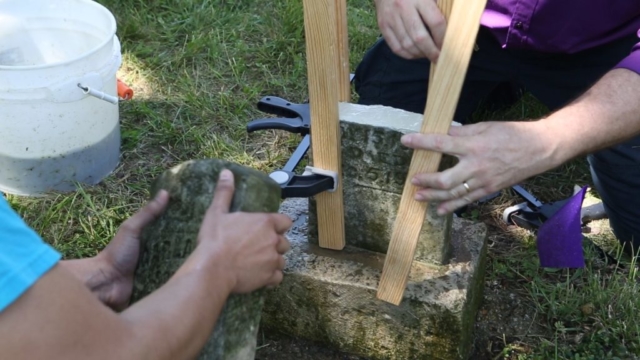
left=121, top=246, right=235, bottom=359
left=0, top=170, right=286, bottom=359
left=0, top=246, right=234, bottom=360
left=541, top=68, right=640, bottom=165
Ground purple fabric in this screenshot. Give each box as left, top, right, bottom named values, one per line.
left=536, top=186, right=588, bottom=268
left=480, top=1, right=640, bottom=74
left=615, top=40, right=640, bottom=74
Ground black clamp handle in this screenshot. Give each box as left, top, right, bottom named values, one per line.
left=246, top=96, right=334, bottom=198
left=247, top=96, right=311, bottom=135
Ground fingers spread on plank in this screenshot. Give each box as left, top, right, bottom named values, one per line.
left=418, top=0, right=447, bottom=51
left=411, top=163, right=469, bottom=190
left=406, top=5, right=439, bottom=60
left=379, top=11, right=412, bottom=59
left=401, top=133, right=465, bottom=156
left=437, top=188, right=490, bottom=215
left=448, top=122, right=488, bottom=137
left=415, top=180, right=473, bottom=202
left=392, top=15, right=424, bottom=59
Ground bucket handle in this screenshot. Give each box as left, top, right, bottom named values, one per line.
left=77, top=83, right=119, bottom=104
left=77, top=78, right=133, bottom=104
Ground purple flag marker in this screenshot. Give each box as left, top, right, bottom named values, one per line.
left=537, top=186, right=588, bottom=268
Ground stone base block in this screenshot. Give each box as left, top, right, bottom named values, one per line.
left=262, top=198, right=488, bottom=360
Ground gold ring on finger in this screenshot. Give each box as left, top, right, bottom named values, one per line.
left=463, top=181, right=471, bottom=193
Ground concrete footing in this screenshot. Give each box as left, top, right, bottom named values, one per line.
left=262, top=198, right=488, bottom=360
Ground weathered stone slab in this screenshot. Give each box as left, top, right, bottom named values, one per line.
left=309, top=103, right=460, bottom=265
left=131, top=159, right=282, bottom=360
left=263, top=198, right=488, bottom=360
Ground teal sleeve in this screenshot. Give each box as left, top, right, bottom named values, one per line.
left=0, top=195, right=61, bottom=312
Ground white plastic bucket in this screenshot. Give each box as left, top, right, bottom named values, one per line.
left=0, top=0, right=122, bottom=196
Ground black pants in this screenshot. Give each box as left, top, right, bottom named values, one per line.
left=354, top=27, right=640, bottom=253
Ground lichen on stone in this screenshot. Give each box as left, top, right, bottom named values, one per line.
left=130, top=159, right=281, bottom=360
left=309, top=118, right=456, bottom=266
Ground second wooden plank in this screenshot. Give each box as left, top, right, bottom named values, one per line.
left=377, top=0, right=488, bottom=305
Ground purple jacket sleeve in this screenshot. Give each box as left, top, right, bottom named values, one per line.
left=615, top=30, right=640, bottom=74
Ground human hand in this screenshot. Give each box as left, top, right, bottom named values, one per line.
left=197, top=169, right=292, bottom=294
left=400, top=121, right=561, bottom=214
left=374, top=0, right=447, bottom=61
left=94, top=190, right=170, bottom=310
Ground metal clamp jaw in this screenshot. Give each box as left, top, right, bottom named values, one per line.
left=302, top=166, right=338, bottom=192
left=269, top=166, right=338, bottom=198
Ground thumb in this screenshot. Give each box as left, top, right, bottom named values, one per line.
left=119, top=190, right=170, bottom=235
left=208, top=169, right=236, bottom=216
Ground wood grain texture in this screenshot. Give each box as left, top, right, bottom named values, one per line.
left=336, top=0, right=351, bottom=102
left=428, top=0, right=455, bottom=90
left=377, top=0, right=488, bottom=305
left=303, top=0, right=346, bottom=250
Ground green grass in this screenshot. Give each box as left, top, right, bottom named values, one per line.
left=4, top=1, right=639, bottom=359
left=482, top=221, right=640, bottom=359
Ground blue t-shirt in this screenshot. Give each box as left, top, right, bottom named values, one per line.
left=0, top=195, right=61, bottom=312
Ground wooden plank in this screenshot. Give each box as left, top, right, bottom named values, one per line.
left=377, top=0, right=488, bottom=305
left=335, top=0, right=351, bottom=102
left=428, top=0, right=455, bottom=91
left=302, top=0, right=346, bottom=250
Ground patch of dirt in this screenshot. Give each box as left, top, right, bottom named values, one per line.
left=470, top=274, right=544, bottom=358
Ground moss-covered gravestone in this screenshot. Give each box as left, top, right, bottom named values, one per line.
left=308, top=102, right=459, bottom=266
left=130, top=159, right=282, bottom=360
